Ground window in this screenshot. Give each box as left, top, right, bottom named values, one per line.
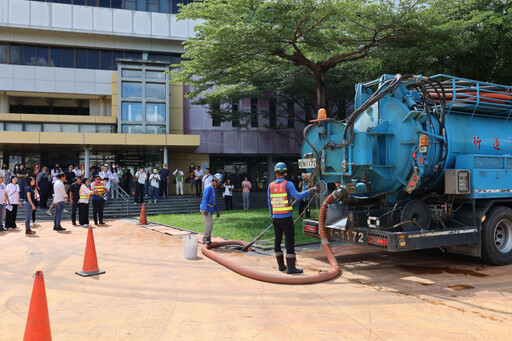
left=146, top=125, right=166, bottom=134
left=121, top=125, right=143, bottom=134
left=145, top=83, right=166, bottom=99
left=148, top=0, right=158, bottom=12
left=100, top=50, right=112, bottom=70
left=231, top=100, right=239, bottom=127
left=73, top=0, right=85, bottom=4
left=86, top=0, right=97, bottom=6
left=145, top=103, right=166, bottom=122
left=124, top=0, right=136, bottom=10
left=171, top=0, right=180, bottom=13
left=9, top=44, right=22, bottom=64
left=6, top=123, right=23, bottom=131
left=62, top=48, right=74, bottom=68
left=43, top=124, right=61, bottom=132
left=61, top=124, right=79, bottom=133
left=121, top=102, right=143, bottom=121
left=111, top=0, right=122, bottom=8
left=88, top=49, right=99, bottom=69
left=122, top=82, right=143, bottom=98
left=23, top=45, right=37, bottom=65
left=113, top=51, right=124, bottom=70
left=146, top=70, right=166, bottom=79
left=269, top=98, right=277, bottom=128
left=98, top=0, right=110, bottom=7
left=76, top=48, right=87, bottom=69
left=24, top=124, right=42, bottom=132
left=211, top=103, right=221, bottom=127
left=50, top=47, right=63, bottom=67
left=250, top=98, right=258, bottom=128
left=287, top=100, right=294, bottom=128
left=37, top=46, right=49, bottom=66
left=122, top=69, right=142, bottom=78
left=136, top=0, right=146, bottom=11
left=159, top=0, right=170, bottom=13
left=0, top=44, right=8, bottom=64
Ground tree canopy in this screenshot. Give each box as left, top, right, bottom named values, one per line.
left=171, top=0, right=512, bottom=128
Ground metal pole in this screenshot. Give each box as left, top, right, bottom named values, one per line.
left=84, top=146, right=90, bottom=179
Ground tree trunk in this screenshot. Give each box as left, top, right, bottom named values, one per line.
left=315, top=71, right=326, bottom=110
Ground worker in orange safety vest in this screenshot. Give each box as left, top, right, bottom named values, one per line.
left=268, top=162, right=317, bottom=274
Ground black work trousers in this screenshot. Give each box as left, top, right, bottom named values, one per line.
left=5, top=204, right=18, bottom=228
left=39, top=188, right=51, bottom=208
left=71, top=202, right=79, bottom=224
left=159, top=180, right=168, bottom=197
left=79, top=203, right=89, bottom=225
left=92, top=200, right=104, bottom=224
left=195, top=179, right=202, bottom=196
left=273, top=216, right=296, bottom=255
left=135, top=183, right=145, bottom=203
left=224, top=195, right=233, bottom=210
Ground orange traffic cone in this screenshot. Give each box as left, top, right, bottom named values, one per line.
left=139, top=203, right=148, bottom=225
left=24, top=271, right=52, bottom=341
left=75, top=226, right=106, bottom=277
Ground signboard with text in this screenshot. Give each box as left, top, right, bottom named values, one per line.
left=116, top=155, right=146, bottom=166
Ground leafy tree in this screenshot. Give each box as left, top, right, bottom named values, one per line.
left=171, top=0, right=439, bottom=125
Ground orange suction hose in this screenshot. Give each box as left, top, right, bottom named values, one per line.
left=201, top=193, right=341, bottom=284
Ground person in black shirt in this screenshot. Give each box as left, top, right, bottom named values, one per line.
left=65, top=165, right=75, bottom=193
left=36, top=166, right=52, bottom=209
left=69, top=176, right=82, bottom=226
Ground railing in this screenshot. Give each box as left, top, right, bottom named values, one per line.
left=430, top=74, right=512, bottom=118
left=109, top=181, right=131, bottom=218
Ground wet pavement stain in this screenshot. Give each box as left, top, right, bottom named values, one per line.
left=448, top=284, right=474, bottom=291
left=397, top=264, right=489, bottom=277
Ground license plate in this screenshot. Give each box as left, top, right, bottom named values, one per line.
left=339, top=229, right=366, bottom=244
left=298, top=158, right=316, bottom=169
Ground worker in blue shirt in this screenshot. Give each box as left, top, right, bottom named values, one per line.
left=200, top=173, right=223, bottom=245
left=268, top=162, right=316, bottom=274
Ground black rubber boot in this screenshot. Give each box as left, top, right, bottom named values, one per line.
left=275, top=252, right=287, bottom=272
left=286, top=254, right=303, bottom=274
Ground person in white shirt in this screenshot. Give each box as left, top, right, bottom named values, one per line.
left=202, top=168, right=213, bottom=194
left=78, top=178, right=93, bottom=227
left=103, top=177, right=111, bottom=205
left=173, top=166, right=184, bottom=196
left=5, top=177, right=19, bottom=229
left=134, top=167, right=146, bottom=204
left=194, top=166, right=203, bottom=197
left=52, top=173, right=68, bottom=231
left=73, top=165, right=82, bottom=177
left=0, top=173, right=9, bottom=232
left=149, top=169, right=161, bottom=203
left=51, top=164, right=62, bottom=184
left=222, top=178, right=234, bottom=210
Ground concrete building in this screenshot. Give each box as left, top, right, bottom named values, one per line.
left=0, top=0, right=303, bottom=193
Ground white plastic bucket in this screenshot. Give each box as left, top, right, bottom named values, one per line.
left=183, top=236, right=198, bottom=259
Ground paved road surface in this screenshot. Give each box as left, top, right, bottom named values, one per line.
left=1, top=220, right=511, bottom=340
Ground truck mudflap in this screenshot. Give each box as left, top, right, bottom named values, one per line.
left=303, top=219, right=480, bottom=251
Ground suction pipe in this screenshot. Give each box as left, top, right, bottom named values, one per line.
left=201, top=190, right=342, bottom=284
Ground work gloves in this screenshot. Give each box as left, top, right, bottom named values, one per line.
left=201, top=209, right=208, bottom=216
left=309, top=186, right=318, bottom=193
left=216, top=211, right=220, bottom=218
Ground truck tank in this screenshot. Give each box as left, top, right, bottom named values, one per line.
left=302, top=74, right=512, bottom=204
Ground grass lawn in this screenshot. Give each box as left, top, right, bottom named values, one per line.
left=148, top=207, right=319, bottom=245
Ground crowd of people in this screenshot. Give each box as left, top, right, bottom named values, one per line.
left=0, top=161, right=257, bottom=235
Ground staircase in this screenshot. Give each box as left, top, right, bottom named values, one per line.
left=15, top=192, right=271, bottom=222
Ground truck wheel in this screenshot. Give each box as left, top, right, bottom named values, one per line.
left=482, top=206, right=512, bottom=265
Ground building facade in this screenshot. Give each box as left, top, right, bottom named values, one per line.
left=0, top=0, right=304, bottom=193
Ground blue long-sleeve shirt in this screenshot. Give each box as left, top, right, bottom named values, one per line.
left=268, top=178, right=311, bottom=219
left=200, top=184, right=219, bottom=213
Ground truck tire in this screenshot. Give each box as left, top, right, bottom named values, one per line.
left=482, top=206, right=512, bottom=265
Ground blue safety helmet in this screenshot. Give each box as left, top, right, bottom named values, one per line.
left=213, top=173, right=223, bottom=185
left=274, top=162, right=287, bottom=173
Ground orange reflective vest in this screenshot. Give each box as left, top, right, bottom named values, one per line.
left=93, top=181, right=105, bottom=194
left=269, top=180, right=292, bottom=214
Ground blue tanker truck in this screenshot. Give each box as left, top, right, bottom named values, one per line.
left=301, top=74, right=512, bottom=265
